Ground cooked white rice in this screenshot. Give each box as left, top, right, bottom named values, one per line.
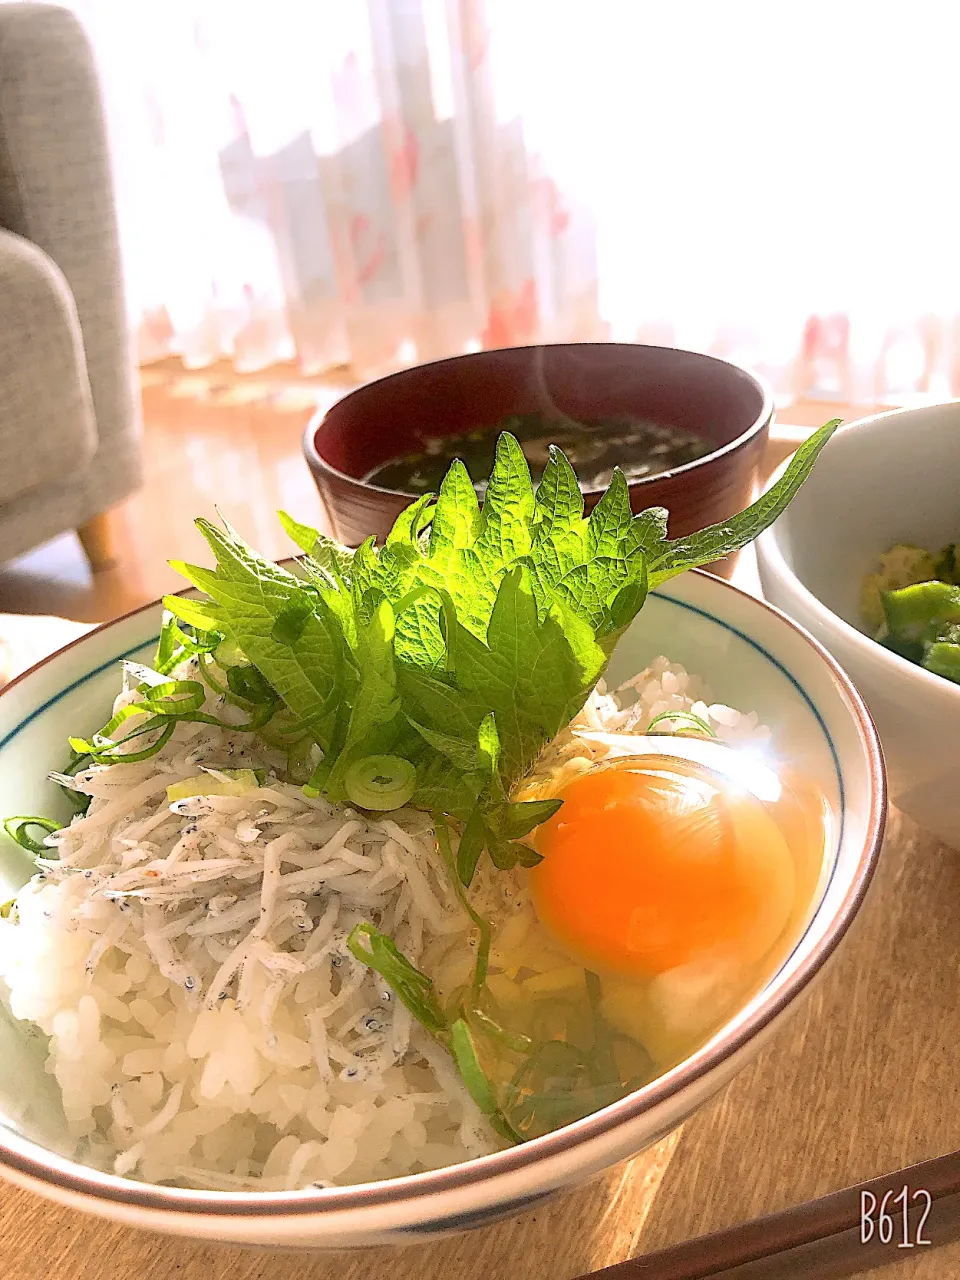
left=0, top=653, right=766, bottom=1190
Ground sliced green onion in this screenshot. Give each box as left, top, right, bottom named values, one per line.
left=584, top=970, right=617, bottom=1083
left=488, top=1110, right=526, bottom=1144
left=450, top=1018, right=497, bottom=1114
left=645, top=709, right=717, bottom=737
left=71, top=718, right=176, bottom=764
left=154, top=612, right=222, bottom=677
left=69, top=674, right=278, bottom=769
left=197, top=649, right=230, bottom=696
left=69, top=709, right=177, bottom=756
left=3, top=816, right=62, bottom=856
left=166, top=769, right=262, bottom=802
left=435, top=813, right=491, bottom=1001
left=502, top=1039, right=598, bottom=1137
left=346, top=921, right=526, bottom=1146
left=138, top=679, right=207, bottom=712
left=455, top=808, right=487, bottom=886
left=506, top=1074, right=633, bottom=1139
left=344, top=755, right=416, bottom=811
left=96, top=721, right=177, bottom=763
left=346, top=923, right=447, bottom=1036
left=154, top=614, right=179, bottom=674
left=524, top=996, right=592, bottom=1051
left=303, top=756, right=331, bottom=799
left=58, top=750, right=94, bottom=816
left=196, top=652, right=276, bottom=705
left=78, top=681, right=208, bottom=747
left=469, top=1007, right=534, bottom=1055
left=200, top=700, right=277, bottom=733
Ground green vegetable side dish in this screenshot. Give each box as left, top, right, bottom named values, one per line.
left=3, top=420, right=840, bottom=1147
left=860, top=541, right=960, bottom=683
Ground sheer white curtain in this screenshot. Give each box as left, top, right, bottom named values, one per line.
left=66, top=0, right=960, bottom=404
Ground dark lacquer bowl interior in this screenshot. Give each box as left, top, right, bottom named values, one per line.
left=303, top=343, right=773, bottom=576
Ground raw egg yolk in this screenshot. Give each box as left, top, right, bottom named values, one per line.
left=530, top=757, right=795, bottom=978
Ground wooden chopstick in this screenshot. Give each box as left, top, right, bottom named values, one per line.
left=575, top=1149, right=960, bottom=1279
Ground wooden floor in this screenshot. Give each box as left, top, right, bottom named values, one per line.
left=0, top=366, right=353, bottom=624
left=0, top=367, right=880, bottom=626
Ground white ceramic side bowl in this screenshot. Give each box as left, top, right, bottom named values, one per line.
left=756, top=403, right=960, bottom=848
left=0, top=570, right=884, bottom=1248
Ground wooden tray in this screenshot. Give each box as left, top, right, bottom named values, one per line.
left=4, top=498, right=959, bottom=1279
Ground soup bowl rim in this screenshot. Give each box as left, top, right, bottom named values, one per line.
left=302, top=343, right=776, bottom=503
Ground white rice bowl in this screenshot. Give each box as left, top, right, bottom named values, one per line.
left=0, top=654, right=767, bottom=1191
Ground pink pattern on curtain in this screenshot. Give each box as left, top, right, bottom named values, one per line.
left=103, top=0, right=603, bottom=377
left=65, top=0, right=960, bottom=406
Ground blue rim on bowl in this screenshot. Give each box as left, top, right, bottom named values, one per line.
left=0, top=570, right=886, bottom=1223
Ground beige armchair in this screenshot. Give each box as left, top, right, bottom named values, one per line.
left=0, top=3, right=141, bottom=571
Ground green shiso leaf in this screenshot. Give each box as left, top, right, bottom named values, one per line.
left=169, top=419, right=839, bottom=883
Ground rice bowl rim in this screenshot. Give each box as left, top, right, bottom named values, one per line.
left=0, top=568, right=886, bottom=1217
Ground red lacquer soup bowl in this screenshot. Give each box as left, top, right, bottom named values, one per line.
left=303, top=343, right=773, bottom=576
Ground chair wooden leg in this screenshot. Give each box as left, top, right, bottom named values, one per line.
left=77, top=511, right=118, bottom=573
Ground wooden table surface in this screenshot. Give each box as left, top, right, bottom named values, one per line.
left=3, top=552, right=959, bottom=1279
